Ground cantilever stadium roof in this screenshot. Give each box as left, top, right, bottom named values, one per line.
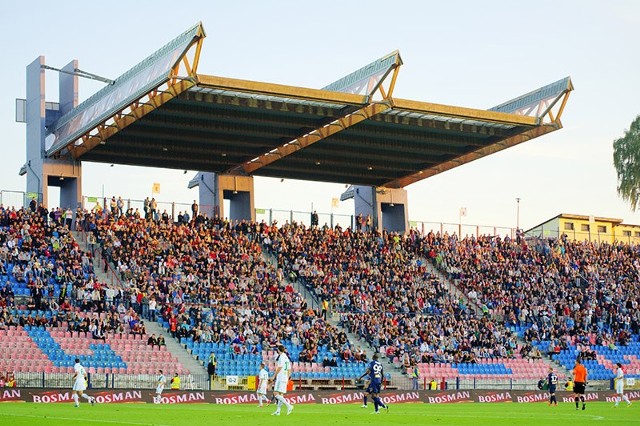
left=45, top=22, right=573, bottom=188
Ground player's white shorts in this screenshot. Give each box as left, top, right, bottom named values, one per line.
left=156, top=386, right=164, bottom=395
left=257, top=384, right=268, bottom=395
left=73, top=379, right=87, bottom=392
left=274, top=377, right=287, bottom=394
left=616, top=380, right=624, bottom=394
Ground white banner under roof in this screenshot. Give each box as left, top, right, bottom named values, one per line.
left=46, top=23, right=205, bottom=156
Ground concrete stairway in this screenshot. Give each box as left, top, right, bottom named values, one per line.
left=262, top=244, right=420, bottom=389
left=144, top=322, right=207, bottom=375
left=72, top=231, right=114, bottom=288
left=72, top=230, right=206, bottom=376
left=326, top=311, right=408, bottom=389
left=269, top=248, right=407, bottom=388
left=423, top=258, right=484, bottom=317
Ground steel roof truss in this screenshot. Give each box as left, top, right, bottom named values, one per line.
left=231, top=101, right=393, bottom=175
left=385, top=123, right=560, bottom=188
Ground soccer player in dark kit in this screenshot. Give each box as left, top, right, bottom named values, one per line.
left=358, top=354, right=388, bottom=414
left=547, top=367, right=558, bottom=406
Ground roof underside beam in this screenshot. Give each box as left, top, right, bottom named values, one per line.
left=384, top=123, right=560, bottom=188
left=257, top=165, right=401, bottom=183
left=97, top=137, right=271, bottom=159
left=391, top=98, right=539, bottom=126
left=144, top=107, right=513, bottom=141
left=270, top=151, right=435, bottom=171
left=296, top=135, right=476, bottom=158
left=103, top=135, right=450, bottom=166
left=147, top=108, right=321, bottom=135
left=178, top=90, right=354, bottom=120
left=131, top=113, right=308, bottom=140
left=105, top=130, right=277, bottom=152
left=84, top=149, right=232, bottom=170
left=196, top=74, right=368, bottom=106
left=370, top=112, right=517, bottom=138
left=230, top=101, right=393, bottom=175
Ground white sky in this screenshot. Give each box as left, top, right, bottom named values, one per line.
left=2, top=0, right=640, bottom=231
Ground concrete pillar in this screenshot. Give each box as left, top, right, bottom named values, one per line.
left=25, top=57, right=82, bottom=209
left=189, top=172, right=255, bottom=222
left=353, top=185, right=408, bottom=233
left=190, top=172, right=216, bottom=218
left=25, top=57, right=46, bottom=204
left=216, top=174, right=254, bottom=222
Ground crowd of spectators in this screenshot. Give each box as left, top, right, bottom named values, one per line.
left=266, top=223, right=448, bottom=315
left=90, top=213, right=350, bottom=364
left=8, top=195, right=640, bottom=373
left=0, top=204, right=140, bottom=340
left=0, top=372, right=16, bottom=387
left=403, top=230, right=640, bottom=351
left=89, top=207, right=640, bottom=368
left=259, top=222, right=519, bottom=366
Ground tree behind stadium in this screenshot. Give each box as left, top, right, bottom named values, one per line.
left=614, top=115, right=640, bottom=210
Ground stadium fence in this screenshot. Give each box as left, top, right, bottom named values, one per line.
left=9, top=371, right=601, bottom=392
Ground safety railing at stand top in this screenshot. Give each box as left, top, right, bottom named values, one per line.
left=0, top=190, right=42, bottom=208
left=0, top=189, right=521, bottom=238
left=6, top=189, right=640, bottom=242
left=255, top=208, right=354, bottom=230
left=82, top=196, right=197, bottom=222
left=82, top=196, right=357, bottom=229
left=411, top=221, right=516, bottom=239
left=82, top=197, right=517, bottom=238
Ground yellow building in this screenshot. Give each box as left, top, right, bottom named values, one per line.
left=525, top=213, right=640, bottom=244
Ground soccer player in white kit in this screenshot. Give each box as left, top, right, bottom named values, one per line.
left=257, top=362, right=270, bottom=407
left=614, top=362, right=632, bottom=407
left=72, top=358, right=95, bottom=407
left=271, top=345, right=293, bottom=416
left=154, top=369, right=166, bottom=404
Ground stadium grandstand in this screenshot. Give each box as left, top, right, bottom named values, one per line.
left=1, top=203, right=640, bottom=393
left=5, top=22, right=638, bottom=397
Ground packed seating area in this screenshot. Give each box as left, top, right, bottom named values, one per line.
left=0, top=206, right=187, bottom=378
left=405, top=231, right=640, bottom=379
left=0, top=205, right=124, bottom=313
left=262, top=223, right=551, bottom=380
left=91, top=213, right=365, bottom=381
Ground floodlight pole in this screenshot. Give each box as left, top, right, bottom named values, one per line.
left=516, top=197, right=521, bottom=231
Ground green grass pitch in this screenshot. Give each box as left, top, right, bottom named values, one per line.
left=0, top=402, right=638, bottom=426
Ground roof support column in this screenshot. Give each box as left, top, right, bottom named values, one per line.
left=351, top=186, right=408, bottom=234
left=25, top=56, right=82, bottom=210
left=189, top=173, right=255, bottom=222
